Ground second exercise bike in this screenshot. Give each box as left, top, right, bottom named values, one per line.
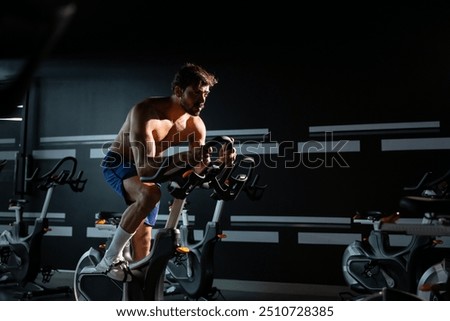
left=0, top=156, right=87, bottom=299
left=342, top=170, right=450, bottom=299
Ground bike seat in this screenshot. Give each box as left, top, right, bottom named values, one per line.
left=399, top=196, right=450, bottom=217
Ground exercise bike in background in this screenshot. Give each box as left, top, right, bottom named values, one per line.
left=0, top=156, right=87, bottom=299
left=342, top=170, right=450, bottom=300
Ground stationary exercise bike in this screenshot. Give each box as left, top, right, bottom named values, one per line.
left=342, top=170, right=450, bottom=299
left=0, top=156, right=87, bottom=299
left=74, top=136, right=235, bottom=301
left=164, top=155, right=265, bottom=300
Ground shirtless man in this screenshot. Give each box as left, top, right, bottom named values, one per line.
left=85, top=63, right=236, bottom=281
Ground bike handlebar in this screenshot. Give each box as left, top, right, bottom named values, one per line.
left=140, top=136, right=267, bottom=202
left=209, top=156, right=255, bottom=201
left=403, top=172, right=433, bottom=192
left=170, top=136, right=236, bottom=199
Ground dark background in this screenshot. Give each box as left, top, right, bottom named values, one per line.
left=1, top=0, right=450, bottom=286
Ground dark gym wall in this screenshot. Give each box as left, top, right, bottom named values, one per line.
left=1, top=1, right=450, bottom=286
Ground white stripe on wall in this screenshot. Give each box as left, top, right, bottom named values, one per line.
left=90, top=148, right=107, bottom=159
left=310, top=121, right=440, bottom=133
left=43, top=226, right=73, bottom=237
left=86, top=227, right=116, bottom=238
left=221, top=230, right=279, bottom=243
left=231, top=215, right=351, bottom=224
left=236, top=143, right=279, bottom=155
left=298, top=140, right=360, bottom=153
left=40, top=135, right=116, bottom=144
left=0, top=151, right=18, bottom=160
left=298, top=232, right=360, bottom=245
left=0, top=138, right=15, bottom=144
left=0, top=212, right=66, bottom=220
left=207, top=128, right=269, bottom=137
left=0, top=225, right=73, bottom=237
left=32, top=149, right=76, bottom=159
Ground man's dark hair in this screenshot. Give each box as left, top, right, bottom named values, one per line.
left=171, top=63, right=218, bottom=91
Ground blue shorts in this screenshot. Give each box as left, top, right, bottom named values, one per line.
left=101, top=151, right=159, bottom=226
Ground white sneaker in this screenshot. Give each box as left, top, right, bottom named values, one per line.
left=81, top=256, right=132, bottom=282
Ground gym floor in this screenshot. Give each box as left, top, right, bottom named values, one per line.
left=0, top=270, right=350, bottom=301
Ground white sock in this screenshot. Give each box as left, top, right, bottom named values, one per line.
left=104, top=226, right=135, bottom=263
